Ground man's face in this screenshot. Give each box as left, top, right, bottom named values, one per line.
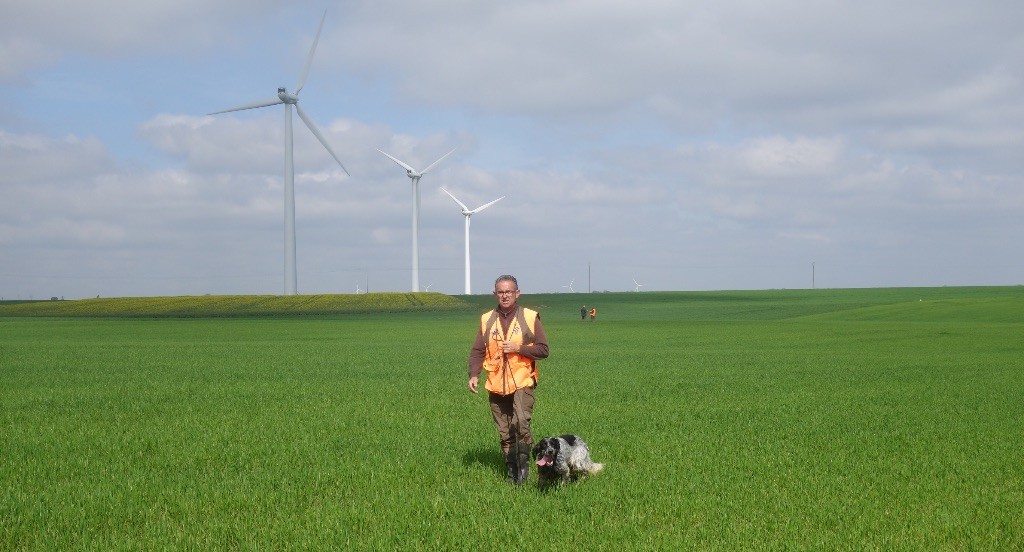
left=493, top=281, right=520, bottom=309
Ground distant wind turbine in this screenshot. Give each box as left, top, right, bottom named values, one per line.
left=562, top=279, right=576, bottom=293
left=209, top=10, right=349, bottom=296
left=441, top=187, right=504, bottom=294
left=378, top=148, right=456, bottom=292
left=633, top=278, right=645, bottom=292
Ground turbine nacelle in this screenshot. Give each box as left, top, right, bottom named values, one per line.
left=277, top=88, right=299, bottom=104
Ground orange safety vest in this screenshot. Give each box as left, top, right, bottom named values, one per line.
left=480, top=307, right=539, bottom=395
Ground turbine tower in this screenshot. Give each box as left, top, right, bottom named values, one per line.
left=377, top=148, right=456, bottom=292
left=440, top=187, right=504, bottom=294
left=209, top=10, right=349, bottom=296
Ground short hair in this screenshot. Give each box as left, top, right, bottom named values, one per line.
left=494, top=274, right=518, bottom=290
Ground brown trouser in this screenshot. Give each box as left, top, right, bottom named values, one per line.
left=488, top=386, right=535, bottom=455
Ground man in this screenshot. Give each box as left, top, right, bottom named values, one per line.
left=580, top=305, right=587, bottom=320
left=467, top=275, right=549, bottom=484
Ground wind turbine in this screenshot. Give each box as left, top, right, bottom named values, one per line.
left=633, top=278, right=645, bottom=292
left=209, top=10, right=349, bottom=296
left=562, top=279, right=576, bottom=293
left=440, top=187, right=504, bottom=294
left=377, top=148, right=456, bottom=292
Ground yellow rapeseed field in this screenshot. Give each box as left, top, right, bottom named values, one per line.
left=0, top=293, right=470, bottom=317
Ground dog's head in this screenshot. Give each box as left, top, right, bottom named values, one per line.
left=532, top=437, right=560, bottom=467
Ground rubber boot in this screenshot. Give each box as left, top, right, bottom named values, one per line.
left=516, top=449, right=530, bottom=484
left=504, top=452, right=519, bottom=484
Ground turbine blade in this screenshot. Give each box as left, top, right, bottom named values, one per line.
left=470, top=196, right=504, bottom=214
left=295, top=104, right=350, bottom=176
left=209, top=97, right=283, bottom=115
left=295, top=9, right=327, bottom=94
left=440, top=187, right=470, bottom=211
left=419, top=148, right=456, bottom=175
left=377, top=149, right=416, bottom=173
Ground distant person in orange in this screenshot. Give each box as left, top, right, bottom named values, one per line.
left=589, top=307, right=597, bottom=321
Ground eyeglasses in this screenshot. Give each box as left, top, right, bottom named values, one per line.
left=494, top=290, right=518, bottom=296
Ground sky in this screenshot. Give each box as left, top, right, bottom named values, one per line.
left=2, top=0, right=1023, bottom=299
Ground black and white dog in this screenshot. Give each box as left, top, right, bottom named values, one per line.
left=532, top=435, right=604, bottom=486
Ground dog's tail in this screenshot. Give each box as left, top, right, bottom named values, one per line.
left=589, top=462, right=605, bottom=475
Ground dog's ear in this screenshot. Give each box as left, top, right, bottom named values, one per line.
left=531, top=439, right=545, bottom=457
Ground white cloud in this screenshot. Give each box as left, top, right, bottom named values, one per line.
left=0, top=130, right=112, bottom=181
left=735, top=135, right=844, bottom=179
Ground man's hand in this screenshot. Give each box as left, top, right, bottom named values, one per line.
left=468, top=376, right=479, bottom=394
left=501, top=340, right=521, bottom=354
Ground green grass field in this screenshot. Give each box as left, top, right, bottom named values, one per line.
left=2, top=287, right=1022, bottom=550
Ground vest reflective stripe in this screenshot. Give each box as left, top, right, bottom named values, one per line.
left=480, top=307, right=539, bottom=395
